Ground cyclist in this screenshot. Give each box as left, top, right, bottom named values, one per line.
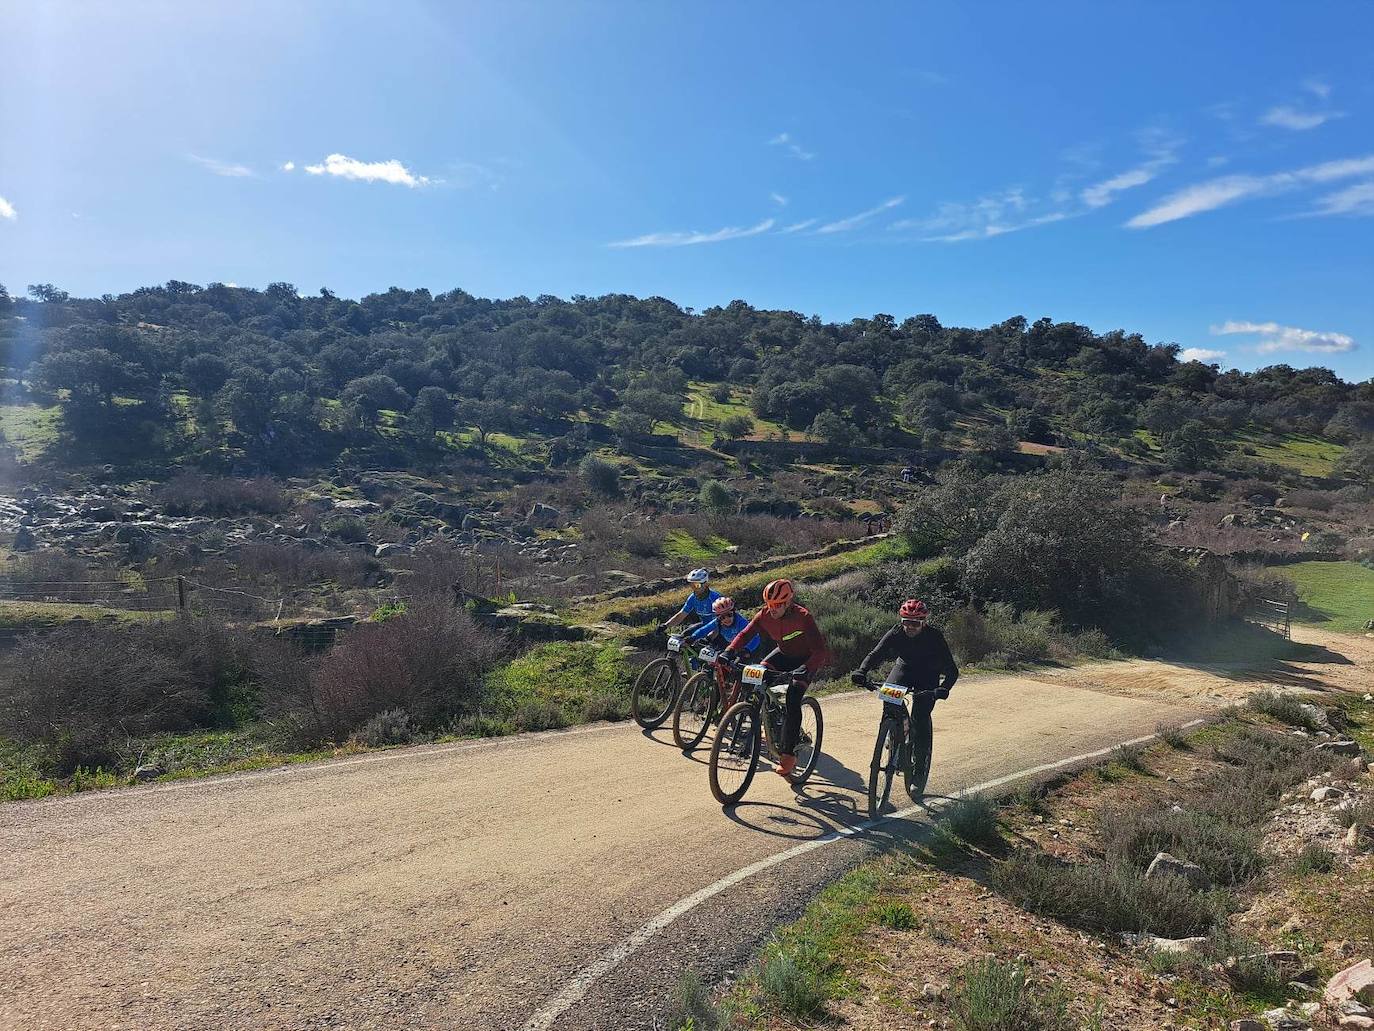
left=723, top=578, right=832, bottom=778
left=688, top=595, right=763, bottom=657
left=659, top=568, right=720, bottom=635
left=850, top=599, right=959, bottom=709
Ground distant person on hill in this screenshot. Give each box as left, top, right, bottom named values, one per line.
left=659, top=568, right=720, bottom=634
left=723, top=578, right=832, bottom=778
left=900, top=465, right=914, bottom=483
left=851, top=599, right=959, bottom=710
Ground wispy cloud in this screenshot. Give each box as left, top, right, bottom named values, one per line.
left=770, top=192, right=789, bottom=207
left=188, top=154, right=255, bottom=178
left=816, top=196, right=904, bottom=234
left=608, top=218, right=776, bottom=248
left=893, top=188, right=1070, bottom=242
left=780, top=219, right=817, bottom=234
left=0, top=195, right=15, bottom=221
left=1180, top=347, right=1226, bottom=363
left=1262, top=105, right=1342, bottom=131
left=1310, top=180, right=1374, bottom=217
left=281, top=161, right=295, bottom=172
left=1211, top=319, right=1357, bottom=354
left=303, top=153, right=432, bottom=187
left=1304, top=79, right=1331, bottom=100
left=1127, top=153, right=1374, bottom=227
left=768, top=132, right=815, bottom=161
left=1081, top=131, right=1180, bottom=208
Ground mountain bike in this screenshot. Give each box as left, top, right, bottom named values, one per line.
left=671, top=644, right=745, bottom=751
left=631, top=632, right=702, bottom=730
left=707, top=659, right=824, bottom=804
left=856, top=674, right=935, bottom=818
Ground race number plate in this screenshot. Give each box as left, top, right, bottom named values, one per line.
left=698, top=647, right=718, bottom=663
left=742, top=664, right=767, bottom=685
left=667, top=636, right=682, bottom=653
left=879, top=682, right=909, bottom=703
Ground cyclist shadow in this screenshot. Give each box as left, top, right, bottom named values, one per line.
left=723, top=754, right=873, bottom=840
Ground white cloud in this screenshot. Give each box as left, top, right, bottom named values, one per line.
left=816, top=196, right=904, bottom=234
left=1082, top=166, right=1159, bottom=208
left=1261, top=105, right=1341, bottom=131
left=1127, top=153, right=1374, bottom=227
left=768, top=132, right=815, bottom=161
left=780, top=219, right=817, bottom=234
left=1304, top=79, right=1331, bottom=99
left=281, top=161, right=295, bottom=172
left=1180, top=347, right=1226, bottom=363
left=1310, top=180, right=1374, bottom=217
left=303, top=153, right=431, bottom=187
left=608, top=218, right=776, bottom=248
left=188, top=154, right=255, bottom=177
left=1211, top=320, right=1356, bottom=354
left=0, top=195, right=15, bottom=220
left=770, top=191, right=788, bottom=207
left=893, top=188, right=1070, bottom=242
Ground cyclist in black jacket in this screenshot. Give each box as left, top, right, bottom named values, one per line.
left=850, top=599, right=959, bottom=709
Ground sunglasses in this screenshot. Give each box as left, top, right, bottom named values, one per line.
left=900, top=618, right=927, bottom=626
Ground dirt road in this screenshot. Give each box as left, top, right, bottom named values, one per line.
left=3, top=628, right=1367, bottom=1031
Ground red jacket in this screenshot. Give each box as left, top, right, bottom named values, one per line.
left=726, top=604, right=832, bottom=678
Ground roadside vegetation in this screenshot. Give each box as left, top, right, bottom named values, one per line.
left=675, top=699, right=1373, bottom=1030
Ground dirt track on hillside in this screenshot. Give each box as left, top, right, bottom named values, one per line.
left=2, top=626, right=1367, bottom=1031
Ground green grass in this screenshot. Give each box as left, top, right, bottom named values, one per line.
left=1283, top=560, right=1374, bottom=632
left=0, top=599, right=173, bottom=628
left=681, top=381, right=798, bottom=445
left=482, top=641, right=633, bottom=729
left=1228, top=428, right=1344, bottom=476
left=662, top=528, right=732, bottom=563
left=0, top=402, right=62, bottom=461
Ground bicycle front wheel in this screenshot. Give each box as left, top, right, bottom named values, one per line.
left=789, top=697, right=824, bottom=787
left=868, top=718, right=900, bottom=818
left=672, top=671, right=718, bottom=751
left=905, top=706, right=933, bottom=800
left=708, top=702, right=761, bottom=804
left=631, top=657, right=680, bottom=730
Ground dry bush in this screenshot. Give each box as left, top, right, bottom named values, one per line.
left=232, top=542, right=380, bottom=589
left=271, top=596, right=505, bottom=742
left=1283, top=489, right=1335, bottom=513
left=154, top=472, right=287, bottom=516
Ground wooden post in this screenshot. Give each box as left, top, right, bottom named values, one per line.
left=176, top=576, right=187, bottom=611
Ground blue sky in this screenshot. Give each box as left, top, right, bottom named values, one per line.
left=2, top=1, right=1371, bottom=381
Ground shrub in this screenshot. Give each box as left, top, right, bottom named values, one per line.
left=485, top=641, right=633, bottom=731
left=580, top=455, right=620, bottom=496
left=665, top=970, right=721, bottom=1031
left=273, top=597, right=504, bottom=743
left=1292, top=843, right=1337, bottom=876
left=758, top=939, right=829, bottom=1019
left=1156, top=722, right=1191, bottom=749
left=945, top=793, right=1002, bottom=848
left=699, top=480, right=734, bottom=515
left=950, top=958, right=1070, bottom=1031
left=1110, top=742, right=1149, bottom=773
left=1335, top=798, right=1374, bottom=830
left=154, top=472, right=287, bottom=516
left=993, top=853, right=1221, bottom=937
left=719, top=413, right=753, bottom=439
left=0, top=622, right=207, bottom=773
left=353, top=708, right=414, bottom=747
left=326, top=515, right=369, bottom=543
left=807, top=589, right=892, bottom=673
left=1102, top=805, right=1264, bottom=886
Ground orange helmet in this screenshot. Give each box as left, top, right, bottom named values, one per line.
left=762, top=578, right=795, bottom=613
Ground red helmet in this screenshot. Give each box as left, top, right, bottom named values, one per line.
left=762, top=579, right=795, bottom=612
left=899, top=599, right=929, bottom=621
left=712, top=596, right=736, bottom=616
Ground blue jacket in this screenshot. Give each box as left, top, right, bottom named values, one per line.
left=689, top=615, right=762, bottom=654
left=680, top=589, right=722, bottom=621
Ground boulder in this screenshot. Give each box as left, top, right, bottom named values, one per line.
left=1327, top=961, right=1374, bottom=1007
left=1346, top=824, right=1369, bottom=853
left=374, top=543, right=410, bottom=559
left=1312, top=786, right=1347, bottom=802
left=1341, top=1016, right=1374, bottom=1029
left=132, top=764, right=165, bottom=783
left=12, top=525, right=35, bottom=551
left=1231, top=1021, right=1266, bottom=1031
left=1318, top=740, right=1363, bottom=757
left=1146, top=851, right=1211, bottom=890
left=526, top=502, right=561, bottom=528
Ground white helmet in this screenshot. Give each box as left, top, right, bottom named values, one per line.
left=686, top=568, right=711, bottom=584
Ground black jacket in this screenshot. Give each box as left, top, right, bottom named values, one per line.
left=858, top=625, right=959, bottom=694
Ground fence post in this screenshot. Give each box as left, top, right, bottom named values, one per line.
left=176, top=576, right=187, bottom=611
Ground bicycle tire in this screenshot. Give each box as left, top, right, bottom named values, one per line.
left=708, top=701, right=761, bottom=804
left=631, top=657, right=680, bottom=730
left=905, top=706, right=933, bottom=800
left=868, top=717, right=900, bottom=818
left=672, top=671, right=718, bottom=751
left=789, top=697, right=824, bottom=787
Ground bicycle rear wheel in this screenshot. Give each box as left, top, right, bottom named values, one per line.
left=789, top=697, right=824, bottom=787
left=708, top=702, right=761, bottom=804
left=631, top=657, right=680, bottom=730
left=868, top=718, right=900, bottom=818
left=905, top=706, right=933, bottom=800
left=672, top=671, right=718, bottom=751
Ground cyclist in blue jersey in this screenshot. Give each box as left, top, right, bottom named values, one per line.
left=688, top=596, right=763, bottom=657
left=659, top=568, right=720, bottom=634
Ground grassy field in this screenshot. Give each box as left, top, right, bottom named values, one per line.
left=1229, top=428, right=1345, bottom=477
left=1282, top=560, right=1374, bottom=632
left=0, top=402, right=61, bottom=462
left=0, top=599, right=174, bottom=629
left=681, top=382, right=801, bottom=445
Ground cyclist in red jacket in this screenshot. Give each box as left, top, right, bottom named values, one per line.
left=723, top=578, right=832, bottom=778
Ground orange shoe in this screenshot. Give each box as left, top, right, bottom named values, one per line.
left=775, top=753, right=797, bottom=778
